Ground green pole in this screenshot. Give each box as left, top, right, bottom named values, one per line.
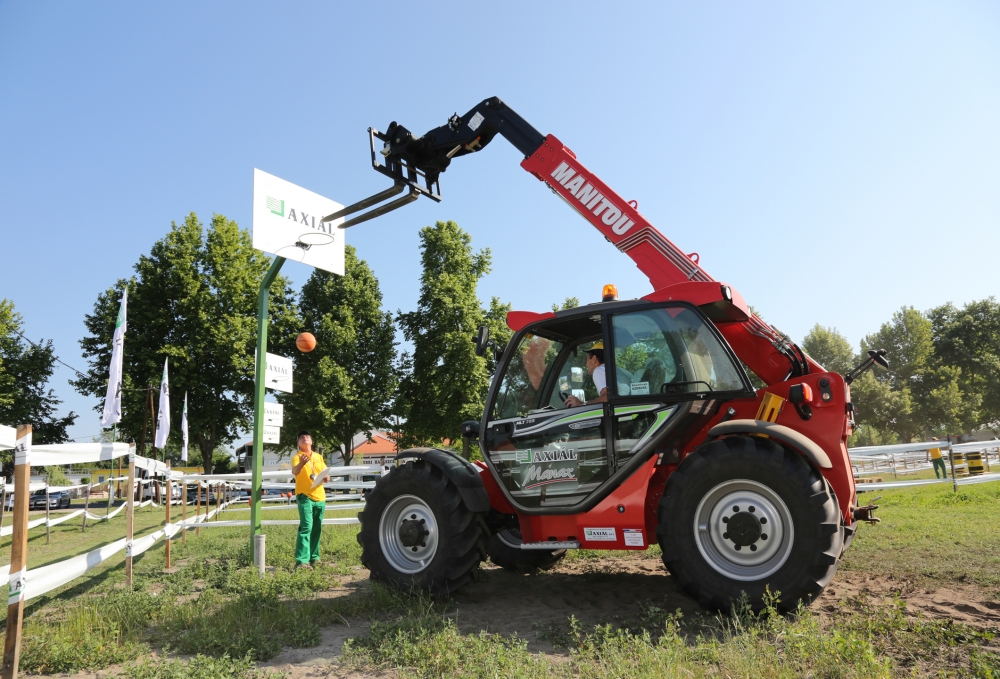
left=251, top=256, right=285, bottom=548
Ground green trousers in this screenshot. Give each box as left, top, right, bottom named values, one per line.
left=296, top=494, right=325, bottom=564
left=932, top=458, right=947, bottom=479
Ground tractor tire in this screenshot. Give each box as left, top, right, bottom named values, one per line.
left=357, top=459, right=487, bottom=596
left=657, top=435, right=842, bottom=612
left=487, top=528, right=567, bottom=571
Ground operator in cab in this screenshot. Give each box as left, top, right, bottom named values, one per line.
left=565, top=341, right=608, bottom=407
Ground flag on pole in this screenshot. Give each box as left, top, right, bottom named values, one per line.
left=154, top=358, right=170, bottom=449
left=100, top=289, right=127, bottom=427
left=181, top=392, right=188, bottom=462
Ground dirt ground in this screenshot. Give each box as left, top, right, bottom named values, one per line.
left=50, top=557, right=1000, bottom=679
left=257, top=557, right=1000, bottom=679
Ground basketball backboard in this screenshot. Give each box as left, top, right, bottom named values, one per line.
left=252, top=169, right=345, bottom=275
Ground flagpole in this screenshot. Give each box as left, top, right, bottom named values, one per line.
left=251, top=256, right=285, bottom=554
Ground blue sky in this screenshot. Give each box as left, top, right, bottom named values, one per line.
left=2, top=2, right=998, bottom=443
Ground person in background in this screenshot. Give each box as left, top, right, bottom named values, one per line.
left=291, top=430, right=330, bottom=569
left=928, top=437, right=947, bottom=479
left=565, top=341, right=608, bottom=407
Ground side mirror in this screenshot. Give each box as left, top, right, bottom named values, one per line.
left=492, top=341, right=506, bottom=363
left=868, top=349, right=889, bottom=369
left=474, top=325, right=490, bottom=358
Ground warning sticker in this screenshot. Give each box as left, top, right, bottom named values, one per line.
left=623, top=528, right=645, bottom=547
left=469, top=112, right=485, bottom=131
left=630, top=382, right=650, bottom=396
left=584, top=527, right=617, bottom=542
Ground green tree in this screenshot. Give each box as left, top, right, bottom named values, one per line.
left=858, top=306, right=974, bottom=440
left=397, top=221, right=496, bottom=447
left=551, top=297, right=580, bottom=312
left=801, top=324, right=856, bottom=375
left=0, top=299, right=77, bottom=444
left=72, top=213, right=299, bottom=473
left=928, top=298, right=1000, bottom=431
left=277, top=246, right=397, bottom=465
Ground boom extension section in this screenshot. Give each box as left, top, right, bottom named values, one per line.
left=330, top=96, right=820, bottom=385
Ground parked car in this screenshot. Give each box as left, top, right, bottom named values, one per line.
left=4, top=489, right=71, bottom=510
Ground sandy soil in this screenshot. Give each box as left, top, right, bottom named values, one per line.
left=41, top=557, right=1000, bottom=678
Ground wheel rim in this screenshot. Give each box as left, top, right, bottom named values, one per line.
left=693, top=479, right=794, bottom=581
left=378, top=494, right=439, bottom=574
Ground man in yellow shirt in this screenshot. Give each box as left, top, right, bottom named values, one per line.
left=291, top=430, right=330, bottom=568
left=929, top=437, right=947, bottom=479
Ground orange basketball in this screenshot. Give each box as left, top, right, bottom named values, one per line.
left=296, top=332, right=317, bottom=352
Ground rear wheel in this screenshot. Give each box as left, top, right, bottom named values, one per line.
left=358, top=460, right=487, bottom=596
left=657, top=435, right=842, bottom=611
left=487, top=528, right=566, bottom=571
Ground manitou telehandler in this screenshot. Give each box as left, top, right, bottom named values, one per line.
left=328, top=97, right=882, bottom=610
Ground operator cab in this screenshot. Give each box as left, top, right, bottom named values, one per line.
left=483, top=300, right=755, bottom=512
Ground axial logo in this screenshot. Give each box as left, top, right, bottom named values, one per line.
left=266, top=196, right=285, bottom=217
left=549, top=162, right=636, bottom=236
left=524, top=465, right=576, bottom=489
left=530, top=449, right=576, bottom=463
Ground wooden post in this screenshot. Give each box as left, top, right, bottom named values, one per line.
left=164, top=462, right=171, bottom=570
left=81, top=482, right=91, bottom=532
left=125, top=451, right=136, bottom=590
left=195, top=482, right=201, bottom=536
left=106, top=479, right=112, bottom=520
left=948, top=436, right=958, bottom=493
left=180, top=480, right=187, bottom=546
left=2, top=424, right=33, bottom=679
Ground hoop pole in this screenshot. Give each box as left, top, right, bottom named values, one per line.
left=251, top=256, right=285, bottom=552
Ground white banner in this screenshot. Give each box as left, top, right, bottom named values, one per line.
left=0, top=425, right=15, bottom=451
left=101, top=289, right=127, bottom=427
left=181, top=391, right=189, bottom=462
left=154, top=358, right=170, bottom=449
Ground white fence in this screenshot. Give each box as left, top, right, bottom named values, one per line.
left=848, top=439, right=1000, bottom=490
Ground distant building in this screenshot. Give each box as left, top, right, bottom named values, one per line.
left=349, top=431, right=398, bottom=467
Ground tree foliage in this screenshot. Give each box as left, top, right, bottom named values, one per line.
left=277, top=245, right=397, bottom=465
left=0, top=299, right=77, bottom=446
left=397, top=221, right=498, bottom=447
left=72, top=213, right=298, bottom=473
left=801, top=325, right=855, bottom=376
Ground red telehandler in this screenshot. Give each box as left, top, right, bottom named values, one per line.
left=328, top=97, right=883, bottom=610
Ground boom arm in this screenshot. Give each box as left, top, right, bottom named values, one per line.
left=329, top=97, right=820, bottom=385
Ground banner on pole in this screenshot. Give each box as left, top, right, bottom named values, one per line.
left=154, top=358, right=170, bottom=448
left=264, top=402, right=283, bottom=427
left=101, top=289, right=127, bottom=427
left=262, top=426, right=281, bottom=444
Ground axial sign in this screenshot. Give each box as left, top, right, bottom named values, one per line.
left=264, top=402, right=284, bottom=427
left=252, top=169, right=345, bottom=275
left=263, top=353, right=294, bottom=394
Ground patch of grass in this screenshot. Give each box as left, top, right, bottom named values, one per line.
left=843, top=481, right=1000, bottom=592
left=120, top=653, right=285, bottom=679
left=16, top=590, right=162, bottom=673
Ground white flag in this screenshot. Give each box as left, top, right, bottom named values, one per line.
left=101, top=289, right=127, bottom=427
left=181, top=391, right=188, bottom=462
left=154, top=358, right=170, bottom=449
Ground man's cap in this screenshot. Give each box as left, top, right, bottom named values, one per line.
left=297, top=430, right=311, bottom=438
left=587, top=341, right=604, bottom=352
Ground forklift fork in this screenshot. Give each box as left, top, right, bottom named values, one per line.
left=322, top=127, right=441, bottom=229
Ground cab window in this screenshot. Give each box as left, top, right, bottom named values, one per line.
left=611, top=307, right=746, bottom=396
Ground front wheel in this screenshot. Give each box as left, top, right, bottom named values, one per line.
left=657, top=435, right=842, bottom=611
left=357, top=460, right=487, bottom=596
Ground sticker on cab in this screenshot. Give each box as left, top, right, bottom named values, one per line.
left=584, top=527, right=617, bottom=542
left=630, top=382, right=650, bottom=395
left=623, top=528, right=644, bottom=547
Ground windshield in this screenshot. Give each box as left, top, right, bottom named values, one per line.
left=612, top=307, right=746, bottom=396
